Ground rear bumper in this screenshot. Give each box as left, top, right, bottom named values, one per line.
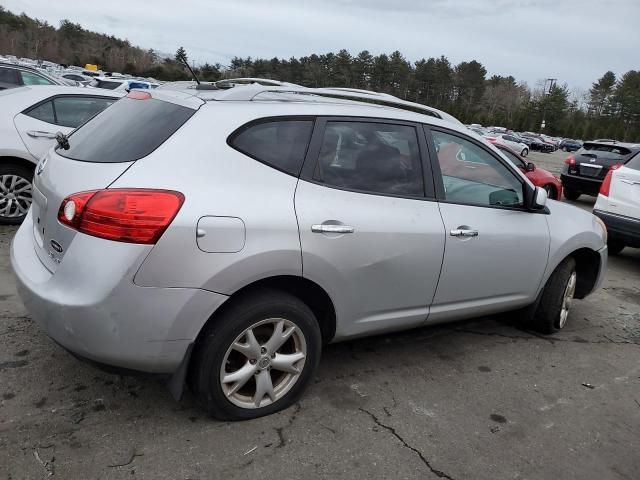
left=560, top=173, right=602, bottom=196
left=593, top=209, right=640, bottom=247
left=10, top=214, right=228, bottom=373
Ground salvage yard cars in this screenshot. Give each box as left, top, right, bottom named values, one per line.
left=11, top=85, right=608, bottom=420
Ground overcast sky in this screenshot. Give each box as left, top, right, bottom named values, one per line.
left=3, top=0, right=639, bottom=90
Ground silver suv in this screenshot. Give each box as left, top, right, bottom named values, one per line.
left=11, top=86, right=608, bottom=420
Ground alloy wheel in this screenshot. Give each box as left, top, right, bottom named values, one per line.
left=0, top=174, right=32, bottom=219
left=220, top=318, right=307, bottom=409
left=557, top=271, right=576, bottom=329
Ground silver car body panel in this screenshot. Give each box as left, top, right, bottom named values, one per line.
left=11, top=92, right=608, bottom=373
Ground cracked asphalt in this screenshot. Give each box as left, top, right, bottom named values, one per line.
left=1, top=156, right=639, bottom=479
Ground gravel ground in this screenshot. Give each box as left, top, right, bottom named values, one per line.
left=1, top=157, right=639, bottom=479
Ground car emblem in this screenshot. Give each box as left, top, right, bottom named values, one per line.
left=50, top=239, right=63, bottom=253
left=590, top=158, right=596, bottom=163
left=37, top=157, right=48, bottom=175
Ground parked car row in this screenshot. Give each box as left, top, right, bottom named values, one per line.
left=467, top=124, right=582, bottom=155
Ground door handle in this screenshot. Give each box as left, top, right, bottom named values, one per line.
left=311, top=224, right=354, bottom=234
left=27, top=130, right=57, bottom=139
left=450, top=228, right=479, bottom=237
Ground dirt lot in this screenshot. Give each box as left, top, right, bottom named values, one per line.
left=1, top=150, right=639, bottom=479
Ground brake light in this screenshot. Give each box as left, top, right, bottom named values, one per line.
left=564, top=155, right=576, bottom=165
left=58, top=189, right=184, bottom=244
left=127, top=90, right=152, bottom=100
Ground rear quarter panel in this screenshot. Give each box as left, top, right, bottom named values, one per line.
left=115, top=105, right=303, bottom=294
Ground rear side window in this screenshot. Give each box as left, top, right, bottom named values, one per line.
left=59, top=97, right=195, bottom=163
left=53, top=97, right=116, bottom=128
left=25, top=101, right=55, bottom=124
left=313, top=121, right=424, bottom=197
left=230, top=120, right=313, bottom=175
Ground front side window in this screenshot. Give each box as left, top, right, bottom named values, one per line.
left=20, top=71, right=54, bottom=86
left=53, top=97, right=116, bottom=128
left=230, top=120, right=313, bottom=175
left=313, top=121, right=424, bottom=197
left=432, top=130, right=524, bottom=208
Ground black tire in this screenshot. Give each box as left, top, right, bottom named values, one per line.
left=0, top=162, right=34, bottom=225
left=189, top=289, right=322, bottom=420
left=607, top=238, right=625, bottom=255
left=528, top=257, right=577, bottom=334
left=563, top=188, right=580, bottom=201
left=543, top=184, right=558, bottom=200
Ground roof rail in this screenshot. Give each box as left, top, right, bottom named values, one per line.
left=213, top=85, right=462, bottom=125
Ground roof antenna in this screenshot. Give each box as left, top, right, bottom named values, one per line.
left=178, top=53, right=200, bottom=85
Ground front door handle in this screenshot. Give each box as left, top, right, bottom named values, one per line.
left=311, top=224, right=354, bottom=234
left=27, top=130, right=57, bottom=139
left=450, top=228, right=479, bottom=237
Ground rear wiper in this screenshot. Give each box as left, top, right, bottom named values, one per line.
left=55, top=131, right=70, bottom=150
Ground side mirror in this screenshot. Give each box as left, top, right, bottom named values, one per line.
left=530, top=186, right=547, bottom=210
left=526, top=162, right=535, bottom=172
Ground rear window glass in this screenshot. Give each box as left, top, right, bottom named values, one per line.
left=230, top=120, right=313, bottom=175
left=58, top=97, right=195, bottom=163
left=581, top=143, right=632, bottom=156
left=94, top=79, right=123, bottom=90
left=25, top=101, right=55, bottom=124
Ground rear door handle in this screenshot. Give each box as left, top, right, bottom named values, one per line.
left=450, top=228, right=479, bottom=237
left=27, top=130, right=57, bottom=139
left=312, top=224, right=354, bottom=234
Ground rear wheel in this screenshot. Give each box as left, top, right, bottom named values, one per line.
left=190, top=289, right=321, bottom=420
left=607, top=238, right=625, bottom=255
left=563, top=187, right=580, bottom=201
left=521, top=148, right=529, bottom=157
left=543, top=184, right=558, bottom=200
left=0, top=163, right=33, bottom=225
left=528, top=257, right=577, bottom=334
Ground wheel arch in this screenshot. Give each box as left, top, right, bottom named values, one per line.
left=0, top=155, right=37, bottom=172
left=568, top=247, right=601, bottom=299
left=196, top=275, right=337, bottom=346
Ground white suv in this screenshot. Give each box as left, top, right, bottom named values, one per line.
left=594, top=153, right=640, bottom=254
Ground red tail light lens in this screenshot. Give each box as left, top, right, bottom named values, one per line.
left=58, top=189, right=184, bottom=244
left=564, top=155, right=576, bottom=165
left=599, top=164, right=622, bottom=197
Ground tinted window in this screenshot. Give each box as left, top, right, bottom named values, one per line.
left=432, top=130, right=523, bottom=207
left=94, top=79, right=123, bottom=90
left=231, top=120, right=313, bottom=175
left=25, top=101, right=55, bottom=124
left=0, top=67, right=20, bottom=85
left=59, top=97, right=195, bottom=163
left=20, top=71, right=54, bottom=86
left=53, top=97, right=116, bottom=128
left=314, top=121, right=424, bottom=196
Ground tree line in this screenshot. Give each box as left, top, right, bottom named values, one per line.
left=1, top=6, right=638, bottom=141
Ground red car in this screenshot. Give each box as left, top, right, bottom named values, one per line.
left=493, top=143, right=563, bottom=200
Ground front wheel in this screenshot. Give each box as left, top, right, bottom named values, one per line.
left=0, top=163, right=34, bottom=225
left=190, top=289, right=321, bottom=420
left=521, top=148, right=529, bottom=157
left=528, top=257, right=577, bottom=334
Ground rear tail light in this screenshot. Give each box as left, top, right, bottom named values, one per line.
left=599, top=165, right=621, bottom=197
left=58, top=189, right=184, bottom=244
left=564, top=155, right=576, bottom=165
